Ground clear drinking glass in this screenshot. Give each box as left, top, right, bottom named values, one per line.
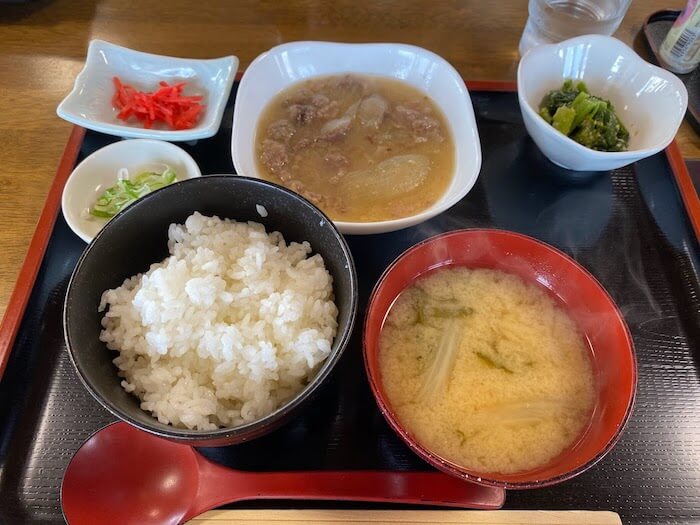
left=519, top=0, right=632, bottom=55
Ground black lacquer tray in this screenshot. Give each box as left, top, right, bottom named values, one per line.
left=1, top=84, right=699, bottom=524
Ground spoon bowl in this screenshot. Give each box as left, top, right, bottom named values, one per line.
left=62, top=423, right=196, bottom=524
left=61, top=422, right=505, bottom=525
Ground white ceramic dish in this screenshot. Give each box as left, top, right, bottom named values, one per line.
left=61, top=139, right=202, bottom=243
left=518, top=35, right=688, bottom=172
left=57, top=40, right=238, bottom=141
left=231, top=41, right=482, bottom=235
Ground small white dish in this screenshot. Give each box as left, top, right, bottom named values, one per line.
left=57, top=40, right=238, bottom=141
left=231, top=41, right=482, bottom=235
left=62, top=139, right=202, bottom=243
left=518, top=35, right=688, bottom=171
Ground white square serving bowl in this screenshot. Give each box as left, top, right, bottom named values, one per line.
left=231, top=41, right=481, bottom=235
left=518, top=35, right=688, bottom=172
left=57, top=40, right=238, bottom=141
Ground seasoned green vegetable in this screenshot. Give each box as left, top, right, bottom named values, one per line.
left=90, top=167, right=178, bottom=218
left=538, top=79, right=629, bottom=152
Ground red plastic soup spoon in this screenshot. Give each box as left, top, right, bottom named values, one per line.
left=61, top=422, right=505, bottom=525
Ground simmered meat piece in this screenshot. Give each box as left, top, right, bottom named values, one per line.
left=288, top=180, right=328, bottom=208
left=332, top=75, right=367, bottom=95
left=260, top=139, right=288, bottom=173
left=291, top=138, right=314, bottom=152
left=316, top=101, right=340, bottom=119
left=312, top=94, right=340, bottom=119
left=267, top=119, right=296, bottom=142
left=283, top=88, right=312, bottom=105
left=324, top=151, right=350, bottom=168
left=394, top=105, right=442, bottom=142
left=287, top=93, right=340, bottom=124
left=311, top=94, right=330, bottom=107
left=288, top=103, right=316, bottom=125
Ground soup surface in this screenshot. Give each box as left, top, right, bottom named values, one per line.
left=255, top=74, right=455, bottom=222
left=379, top=267, right=596, bottom=474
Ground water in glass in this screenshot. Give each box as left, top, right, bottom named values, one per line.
left=519, top=0, right=632, bottom=55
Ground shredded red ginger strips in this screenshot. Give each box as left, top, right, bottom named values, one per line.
left=112, top=77, right=205, bottom=130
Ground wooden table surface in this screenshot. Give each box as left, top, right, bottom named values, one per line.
left=0, top=0, right=698, bottom=320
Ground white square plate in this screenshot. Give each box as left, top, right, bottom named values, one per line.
left=57, top=40, right=238, bottom=141
left=231, top=41, right=481, bottom=235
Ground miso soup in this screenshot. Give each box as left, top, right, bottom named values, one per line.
left=379, top=267, right=596, bottom=474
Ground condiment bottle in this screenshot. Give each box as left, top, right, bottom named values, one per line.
left=659, top=0, right=700, bottom=74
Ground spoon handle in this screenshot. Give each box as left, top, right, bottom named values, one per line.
left=190, top=466, right=505, bottom=519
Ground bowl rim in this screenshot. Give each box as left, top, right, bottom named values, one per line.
left=63, top=174, right=359, bottom=442
left=362, top=228, right=637, bottom=489
left=517, top=34, right=688, bottom=159
left=60, top=138, right=203, bottom=243
left=56, top=39, right=239, bottom=141
left=230, top=40, right=482, bottom=235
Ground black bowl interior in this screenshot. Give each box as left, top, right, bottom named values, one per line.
left=64, top=175, right=357, bottom=444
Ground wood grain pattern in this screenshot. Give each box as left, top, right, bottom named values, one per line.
left=0, top=126, right=84, bottom=379
left=188, top=509, right=622, bottom=524
left=0, top=0, right=696, bottom=321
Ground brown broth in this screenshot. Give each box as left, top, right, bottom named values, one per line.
left=255, top=74, right=455, bottom=222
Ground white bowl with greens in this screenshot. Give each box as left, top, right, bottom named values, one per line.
left=62, top=139, right=201, bottom=242
left=518, top=35, right=687, bottom=171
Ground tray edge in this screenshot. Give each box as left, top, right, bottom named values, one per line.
left=0, top=126, right=86, bottom=379
left=665, top=140, right=700, bottom=240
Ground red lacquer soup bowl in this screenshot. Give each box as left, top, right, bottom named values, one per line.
left=363, top=229, right=636, bottom=489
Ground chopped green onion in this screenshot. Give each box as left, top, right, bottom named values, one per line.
left=90, top=167, right=177, bottom=218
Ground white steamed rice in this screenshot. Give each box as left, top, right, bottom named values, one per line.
left=98, top=212, right=338, bottom=430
